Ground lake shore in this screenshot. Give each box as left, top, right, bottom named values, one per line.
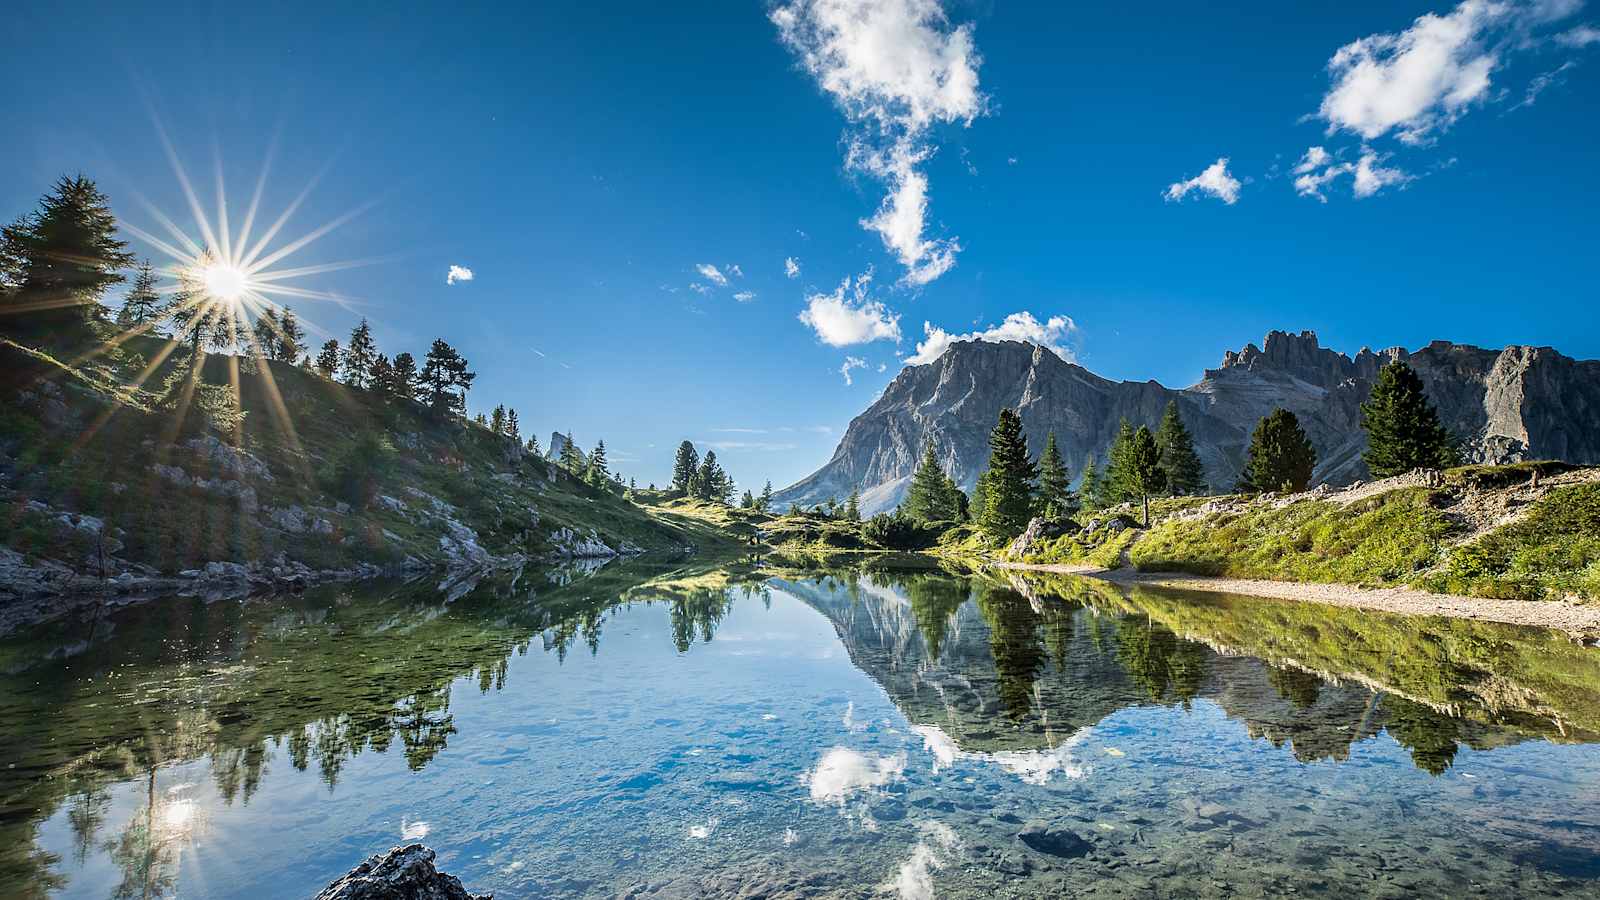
left=993, top=560, right=1600, bottom=638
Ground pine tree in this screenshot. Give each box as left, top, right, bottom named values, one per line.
left=559, top=432, right=583, bottom=473
left=1155, top=400, right=1207, bottom=495
left=697, top=450, right=730, bottom=503
left=1035, top=431, right=1073, bottom=517
left=506, top=409, right=521, bottom=441
left=1104, top=419, right=1137, bottom=506
left=420, top=338, right=475, bottom=416
left=757, top=480, right=774, bottom=511
left=490, top=404, right=507, bottom=435
left=1078, top=455, right=1106, bottom=512
left=0, top=212, right=36, bottom=298
left=278, top=308, right=307, bottom=362
left=5, top=175, right=134, bottom=328
left=315, top=339, right=341, bottom=376
left=250, top=307, right=281, bottom=359
left=978, top=408, right=1037, bottom=540
left=115, top=260, right=163, bottom=329
left=391, top=351, right=418, bottom=401
left=167, top=288, right=212, bottom=360
left=844, top=488, right=861, bottom=523
left=1127, top=425, right=1166, bottom=526
left=1238, top=408, right=1317, bottom=494
left=672, top=441, right=700, bottom=493
left=586, top=440, right=610, bottom=486
left=526, top=434, right=541, bottom=455
left=1361, top=361, right=1458, bottom=476
left=740, top=489, right=756, bottom=509
left=369, top=354, right=396, bottom=398
left=342, top=318, right=378, bottom=388
left=905, top=439, right=958, bottom=522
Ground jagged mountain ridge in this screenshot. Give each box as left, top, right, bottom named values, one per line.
left=774, top=330, right=1600, bottom=515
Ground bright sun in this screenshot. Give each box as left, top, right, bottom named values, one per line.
left=201, top=261, right=249, bottom=303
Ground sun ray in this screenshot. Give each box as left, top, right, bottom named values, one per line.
left=152, top=116, right=221, bottom=258
left=245, top=199, right=377, bottom=275
left=213, top=145, right=232, bottom=264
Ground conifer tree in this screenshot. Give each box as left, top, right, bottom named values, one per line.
left=586, top=439, right=610, bottom=486
left=1361, top=361, right=1458, bottom=476
left=391, top=351, right=418, bottom=400
left=526, top=433, right=541, bottom=455
left=420, top=339, right=475, bottom=415
left=115, top=260, right=163, bottom=329
left=474, top=412, right=488, bottom=426
left=167, top=288, right=212, bottom=360
left=1104, top=419, right=1137, bottom=506
left=342, top=318, right=378, bottom=388
left=978, top=408, right=1036, bottom=540
left=1155, top=400, right=1207, bottom=495
left=1238, top=408, right=1317, bottom=494
left=672, top=441, right=700, bottom=493
left=5, top=175, right=134, bottom=328
left=1126, top=426, right=1166, bottom=526
left=905, top=439, right=959, bottom=522
left=250, top=307, right=281, bottom=359
left=559, top=432, right=583, bottom=473
left=278, top=308, right=307, bottom=362
left=0, top=212, right=36, bottom=298
left=971, top=471, right=991, bottom=525
left=490, top=404, right=507, bottom=435
left=740, top=489, right=756, bottom=509
left=315, top=339, right=341, bottom=376
left=506, top=409, right=521, bottom=441
left=697, top=450, right=731, bottom=503
left=1078, top=455, right=1105, bottom=512
left=757, top=480, right=774, bottom=511
left=369, top=354, right=396, bottom=398
left=1035, top=431, right=1073, bottom=517
left=844, top=488, right=861, bottom=523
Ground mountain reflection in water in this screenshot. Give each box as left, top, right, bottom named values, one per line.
left=1, top=560, right=1597, bottom=898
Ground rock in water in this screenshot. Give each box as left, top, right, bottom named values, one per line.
left=314, top=844, right=490, bottom=900
left=1017, top=820, right=1090, bottom=858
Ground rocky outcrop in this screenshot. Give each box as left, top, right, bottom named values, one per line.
left=776, top=330, right=1600, bottom=514
left=314, top=844, right=490, bottom=900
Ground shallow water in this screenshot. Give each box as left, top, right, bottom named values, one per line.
left=2, top=561, right=1599, bottom=898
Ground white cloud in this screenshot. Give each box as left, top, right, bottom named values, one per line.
left=1163, top=157, right=1242, bottom=204
left=733, top=290, right=756, bottom=302
left=906, top=311, right=1076, bottom=365
left=772, top=0, right=986, bottom=284
left=839, top=356, right=867, bottom=385
left=1292, top=146, right=1412, bottom=200
left=446, top=264, right=474, bottom=285
left=1513, top=60, right=1579, bottom=108
left=798, top=272, right=902, bottom=346
left=804, top=747, right=906, bottom=804
left=1317, top=0, right=1583, bottom=145
left=785, top=257, right=801, bottom=278
left=689, top=282, right=712, bottom=295
left=1556, top=24, right=1600, bottom=45
left=695, top=263, right=729, bottom=286
left=729, top=264, right=744, bottom=278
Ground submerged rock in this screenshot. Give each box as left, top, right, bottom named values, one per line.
left=1018, top=820, right=1090, bottom=858
left=314, top=844, right=490, bottom=900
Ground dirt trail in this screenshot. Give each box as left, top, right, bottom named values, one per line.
left=994, top=560, right=1600, bottom=639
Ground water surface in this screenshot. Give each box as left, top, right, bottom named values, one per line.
left=2, top=561, right=1599, bottom=898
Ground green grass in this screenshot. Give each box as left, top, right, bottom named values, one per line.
left=1128, top=487, right=1462, bottom=586
left=1420, top=483, right=1600, bottom=602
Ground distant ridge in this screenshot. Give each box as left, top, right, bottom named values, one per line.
left=774, top=330, right=1600, bottom=515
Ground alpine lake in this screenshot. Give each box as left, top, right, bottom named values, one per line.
left=3, top=558, right=1599, bottom=899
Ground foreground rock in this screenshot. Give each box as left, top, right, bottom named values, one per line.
left=314, top=844, right=490, bottom=900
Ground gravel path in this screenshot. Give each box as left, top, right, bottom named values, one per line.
left=995, top=561, right=1600, bottom=638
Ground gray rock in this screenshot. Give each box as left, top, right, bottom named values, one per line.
left=1018, top=820, right=1090, bottom=858
left=313, top=844, right=490, bottom=900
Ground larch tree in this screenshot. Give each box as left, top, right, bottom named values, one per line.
left=1238, top=408, right=1317, bottom=494
left=977, top=408, right=1036, bottom=540
left=1361, top=361, right=1459, bottom=476
left=1155, top=400, right=1207, bottom=495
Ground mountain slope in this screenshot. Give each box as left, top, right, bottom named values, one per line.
left=775, top=330, right=1600, bottom=514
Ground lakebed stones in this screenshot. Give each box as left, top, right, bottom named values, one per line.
left=313, top=844, right=490, bottom=900
left=1017, top=819, right=1090, bottom=858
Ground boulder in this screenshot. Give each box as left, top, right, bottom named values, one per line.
left=1017, top=820, right=1090, bottom=858
left=313, top=844, right=490, bottom=900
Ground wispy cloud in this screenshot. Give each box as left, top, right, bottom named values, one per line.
left=785, top=256, right=801, bottom=278
left=733, top=290, right=756, bottom=302
left=1292, top=146, right=1411, bottom=200
left=446, top=264, right=474, bottom=285
left=839, top=356, right=867, bottom=385
left=772, top=0, right=986, bottom=284
left=1164, top=157, right=1242, bottom=205
left=798, top=271, right=901, bottom=347
left=689, top=283, right=712, bottom=295
left=701, top=440, right=799, bottom=452
left=907, top=312, right=1077, bottom=365
left=695, top=263, right=729, bottom=286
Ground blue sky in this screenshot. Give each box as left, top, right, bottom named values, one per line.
left=4, top=0, right=1597, bottom=490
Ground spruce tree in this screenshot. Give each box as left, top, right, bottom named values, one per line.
left=671, top=441, right=700, bottom=493
left=490, top=404, right=507, bottom=435
left=369, top=354, right=396, bottom=398
left=315, top=339, right=341, bottom=376
left=697, top=450, right=730, bottom=502
left=391, top=351, right=418, bottom=400
left=1155, top=400, right=1206, bottom=495
left=0, top=212, right=36, bottom=298
left=1127, top=426, right=1166, bottom=526
left=844, top=488, right=861, bottom=523
left=342, top=318, right=378, bottom=388
left=978, top=408, right=1036, bottom=540
left=1078, top=455, right=1105, bottom=512
left=526, top=433, right=541, bottom=455
left=1238, top=408, right=1317, bottom=494
left=1035, top=431, right=1073, bottom=517
left=940, top=472, right=969, bottom=522
left=115, top=261, right=163, bottom=329
left=278, top=308, right=306, bottom=362
left=1361, top=361, right=1458, bottom=476
left=6, top=175, right=134, bottom=328
left=506, top=409, right=521, bottom=441
left=586, top=440, right=610, bottom=486
left=559, top=432, right=583, bottom=473
left=905, top=439, right=957, bottom=522
left=250, top=307, right=281, bottom=358
left=740, top=489, right=756, bottom=509
left=757, top=480, right=774, bottom=511
left=1104, top=419, right=1137, bottom=506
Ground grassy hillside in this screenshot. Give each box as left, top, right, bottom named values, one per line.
left=0, top=330, right=742, bottom=588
